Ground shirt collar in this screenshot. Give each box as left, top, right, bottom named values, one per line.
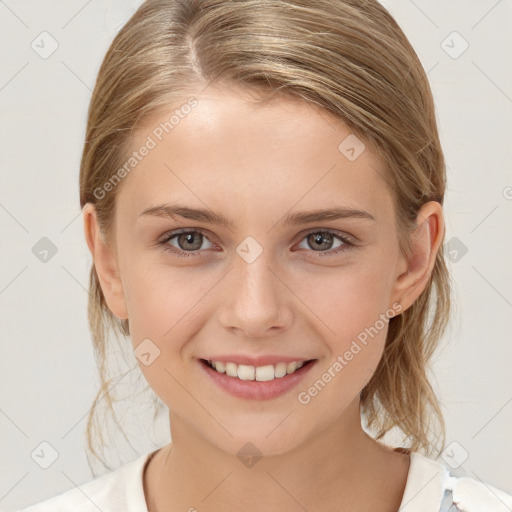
left=398, top=450, right=451, bottom=511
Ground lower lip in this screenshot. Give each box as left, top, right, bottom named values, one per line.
left=198, top=359, right=316, bottom=400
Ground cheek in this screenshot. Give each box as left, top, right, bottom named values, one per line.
left=295, top=254, right=395, bottom=344
left=291, top=255, right=395, bottom=401
left=295, top=266, right=393, bottom=415
left=123, top=256, right=212, bottom=341
left=123, top=261, right=213, bottom=410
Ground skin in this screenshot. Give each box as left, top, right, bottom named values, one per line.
left=83, top=85, right=444, bottom=512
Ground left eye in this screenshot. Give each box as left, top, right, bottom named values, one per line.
left=296, top=231, right=352, bottom=254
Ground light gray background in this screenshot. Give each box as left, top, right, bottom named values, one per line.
left=1, top=0, right=511, bottom=510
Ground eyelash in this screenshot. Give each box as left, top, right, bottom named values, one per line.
left=157, top=228, right=356, bottom=258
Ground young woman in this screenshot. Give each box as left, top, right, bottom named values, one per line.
left=19, top=0, right=512, bottom=511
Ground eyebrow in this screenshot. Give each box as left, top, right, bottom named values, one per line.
left=138, top=204, right=376, bottom=228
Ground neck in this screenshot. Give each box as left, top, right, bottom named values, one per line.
left=144, top=398, right=410, bottom=512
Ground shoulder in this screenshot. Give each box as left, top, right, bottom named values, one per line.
left=16, top=451, right=154, bottom=512
left=442, top=474, right=512, bottom=512
left=399, top=450, right=512, bottom=512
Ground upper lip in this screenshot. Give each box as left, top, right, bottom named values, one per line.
left=200, top=355, right=315, bottom=366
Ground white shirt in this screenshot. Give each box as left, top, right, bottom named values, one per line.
left=17, top=449, right=512, bottom=511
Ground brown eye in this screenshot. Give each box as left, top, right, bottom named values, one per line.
left=160, top=229, right=214, bottom=255
left=296, top=230, right=354, bottom=256
left=175, top=232, right=204, bottom=251
left=307, top=232, right=335, bottom=251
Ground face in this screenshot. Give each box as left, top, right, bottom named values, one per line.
left=85, top=85, right=436, bottom=457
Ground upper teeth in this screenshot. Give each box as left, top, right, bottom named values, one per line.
left=208, top=360, right=305, bottom=381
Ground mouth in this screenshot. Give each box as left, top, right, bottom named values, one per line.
left=198, top=357, right=317, bottom=400
left=200, top=358, right=315, bottom=381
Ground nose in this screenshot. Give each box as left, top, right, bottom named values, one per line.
left=217, top=250, right=293, bottom=339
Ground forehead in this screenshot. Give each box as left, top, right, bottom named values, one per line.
left=118, top=86, right=394, bottom=224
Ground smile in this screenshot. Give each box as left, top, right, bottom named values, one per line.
left=205, top=359, right=309, bottom=381
left=199, top=358, right=317, bottom=400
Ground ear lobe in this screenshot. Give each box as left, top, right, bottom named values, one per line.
left=392, top=201, right=444, bottom=312
left=82, top=203, right=129, bottom=320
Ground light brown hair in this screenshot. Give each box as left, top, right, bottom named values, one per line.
left=80, top=0, right=452, bottom=471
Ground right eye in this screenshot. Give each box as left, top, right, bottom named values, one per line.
left=159, top=229, right=215, bottom=256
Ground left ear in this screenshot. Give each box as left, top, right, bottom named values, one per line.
left=391, top=201, right=444, bottom=313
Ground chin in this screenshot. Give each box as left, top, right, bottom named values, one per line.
left=205, top=419, right=313, bottom=460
